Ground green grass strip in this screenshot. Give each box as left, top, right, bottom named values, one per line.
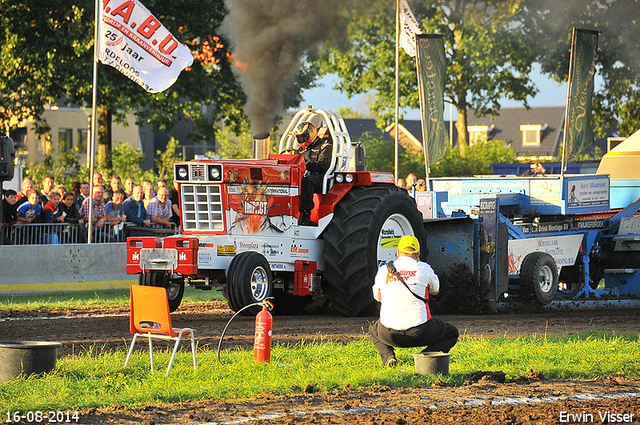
left=1, top=332, right=639, bottom=412
left=0, top=287, right=224, bottom=311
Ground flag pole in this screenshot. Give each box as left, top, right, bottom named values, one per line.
left=394, top=0, right=400, bottom=184
left=87, top=0, right=100, bottom=244
left=560, top=27, right=576, bottom=180
left=415, top=47, right=430, bottom=184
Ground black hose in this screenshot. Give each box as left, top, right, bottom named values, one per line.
left=217, top=298, right=274, bottom=365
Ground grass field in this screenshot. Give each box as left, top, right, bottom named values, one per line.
left=1, top=332, right=639, bottom=412
left=1, top=291, right=639, bottom=412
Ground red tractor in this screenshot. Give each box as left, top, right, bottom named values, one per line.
left=126, top=107, right=426, bottom=316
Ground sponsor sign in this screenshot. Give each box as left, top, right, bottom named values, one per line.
left=522, top=221, right=571, bottom=234
left=216, top=244, right=236, bottom=256
left=567, top=178, right=610, bottom=209
left=290, top=245, right=310, bottom=255
left=238, top=241, right=259, bottom=250
left=576, top=219, right=605, bottom=230
left=262, top=243, right=281, bottom=257
left=227, top=185, right=292, bottom=196
left=508, top=234, right=583, bottom=274
left=98, top=0, right=194, bottom=93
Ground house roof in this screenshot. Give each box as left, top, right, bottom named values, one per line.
left=343, top=118, right=458, bottom=152
left=466, top=106, right=566, bottom=157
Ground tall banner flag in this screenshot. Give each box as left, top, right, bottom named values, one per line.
left=565, top=28, right=598, bottom=163
left=399, top=0, right=422, bottom=57
left=98, top=0, right=194, bottom=93
left=416, top=34, right=447, bottom=172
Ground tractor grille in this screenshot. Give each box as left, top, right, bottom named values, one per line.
left=181, top=184, right=224, bottom=231
left=191, top=164, right=206, bottom=181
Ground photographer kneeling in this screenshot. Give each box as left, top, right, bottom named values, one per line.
left=369, top=235, right=459, bottom=366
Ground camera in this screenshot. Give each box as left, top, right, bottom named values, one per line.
left=0, top=136, right=15, bottom=181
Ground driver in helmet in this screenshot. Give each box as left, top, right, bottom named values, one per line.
left=294, top=121, right=333, bottom=226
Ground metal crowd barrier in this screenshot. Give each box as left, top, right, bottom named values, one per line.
left=1, top=222, right=178, bottom=245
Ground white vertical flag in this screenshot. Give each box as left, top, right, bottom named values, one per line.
left=98, top=0, right=194, bottom=93
left=399, top=0, right=422, bottom=57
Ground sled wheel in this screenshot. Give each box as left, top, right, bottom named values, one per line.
left=520, top=252, right=558, bottom=305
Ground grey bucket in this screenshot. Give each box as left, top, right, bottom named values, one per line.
left=413, top=351, right=450, bottom=376
left=0, top=341, right=62, bottom=383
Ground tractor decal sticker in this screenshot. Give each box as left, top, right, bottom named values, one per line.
left=508, top=253, right=522, bottom=275
left=379, top=229, right=403, bottom=249
left=216, top=245, right=236, bottom=256
left=238, top=241, right=259, bottom=250
left=380, top=237, right=400, bottom=249
left=278, top=169, right=289, bottom=182
left=227, top=182, right=294, bottom=235
left=262, top=243, right=281, bottom=257
left=290, top=244, right=309, bottom=258
left=245, top=200, right=268, bottom=215
left=290, top=245, right=309, bottom=254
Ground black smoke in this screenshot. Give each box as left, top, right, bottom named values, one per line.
left=221, top=0, right=354, bottom=134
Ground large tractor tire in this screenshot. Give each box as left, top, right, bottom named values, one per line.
left=225, top=251, right=273, bottom=316
left=139, top=271, right=185, bottom=312
left=322, top=185, right=427, bottom=316
left=519, top=252, right=558, bottom=305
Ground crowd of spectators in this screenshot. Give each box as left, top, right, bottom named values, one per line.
left=1, top=172, right=180, bottom=245
left=397, top=172, right=427, bottom=193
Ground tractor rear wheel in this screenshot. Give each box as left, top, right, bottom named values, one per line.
left=519, top=252, right=558, bottom=305
left=226, top=251, right=273, bottom=316
left=322, top=185, right=427, bottom=316
left=139, top=271, right=185, bottom=313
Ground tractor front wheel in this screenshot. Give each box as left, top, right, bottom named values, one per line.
left=225, top=252, right=273, bottom=316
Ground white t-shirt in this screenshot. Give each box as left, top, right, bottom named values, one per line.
left=372, top=256, right=440, bottom=330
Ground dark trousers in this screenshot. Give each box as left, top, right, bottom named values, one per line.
left=369, top=317, right=459, bottom=363
left=300, top=173, right=323, bottom=212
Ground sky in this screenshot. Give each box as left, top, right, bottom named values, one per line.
left=301, top=64, right=570, bottom=121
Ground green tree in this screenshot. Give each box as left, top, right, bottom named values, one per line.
left=359, top=130, right=425, bottom=178
left=316, top=0, right=537, bottom=153
left=23, top=147, right=85, bottom=190
left=521, top=0, right=640, bottom=137
left=110, top=142, right=145, bottom=184
left=155, top=138, right=183, bottom=189
left=0, top=0, right=317, bottom=167
left=216, top=126, right=253, bottom=159
left=431, top=138, right=517, bottom=177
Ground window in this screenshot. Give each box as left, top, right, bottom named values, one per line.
left=9, top=127, right=27, bottom=151
left=77, top=129, right=89, bottom=152
left=467, top=125, right=489, bottom=146
left=520, top=124, right=547, bottom=146
left=58, top=128, right=73, bottom=152
left=39, top=136, right=51, bottom=155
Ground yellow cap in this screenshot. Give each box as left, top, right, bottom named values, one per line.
left=397, top=235, right=420, bottom=254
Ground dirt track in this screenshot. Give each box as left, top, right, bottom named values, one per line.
left=2, top=302, right=640, bottom=424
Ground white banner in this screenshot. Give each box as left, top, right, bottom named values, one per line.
left=98, top=0, right=194, bottom=93
left=399, top=0, right=422, bottom=57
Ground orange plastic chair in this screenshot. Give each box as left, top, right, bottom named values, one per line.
left=124, top=285, right=197, bottom=376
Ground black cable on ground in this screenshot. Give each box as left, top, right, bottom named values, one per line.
left=217, top=298, right=274, bottom=365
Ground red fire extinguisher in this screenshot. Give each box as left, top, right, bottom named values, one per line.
left=254, top=300, right=274, bottom=363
